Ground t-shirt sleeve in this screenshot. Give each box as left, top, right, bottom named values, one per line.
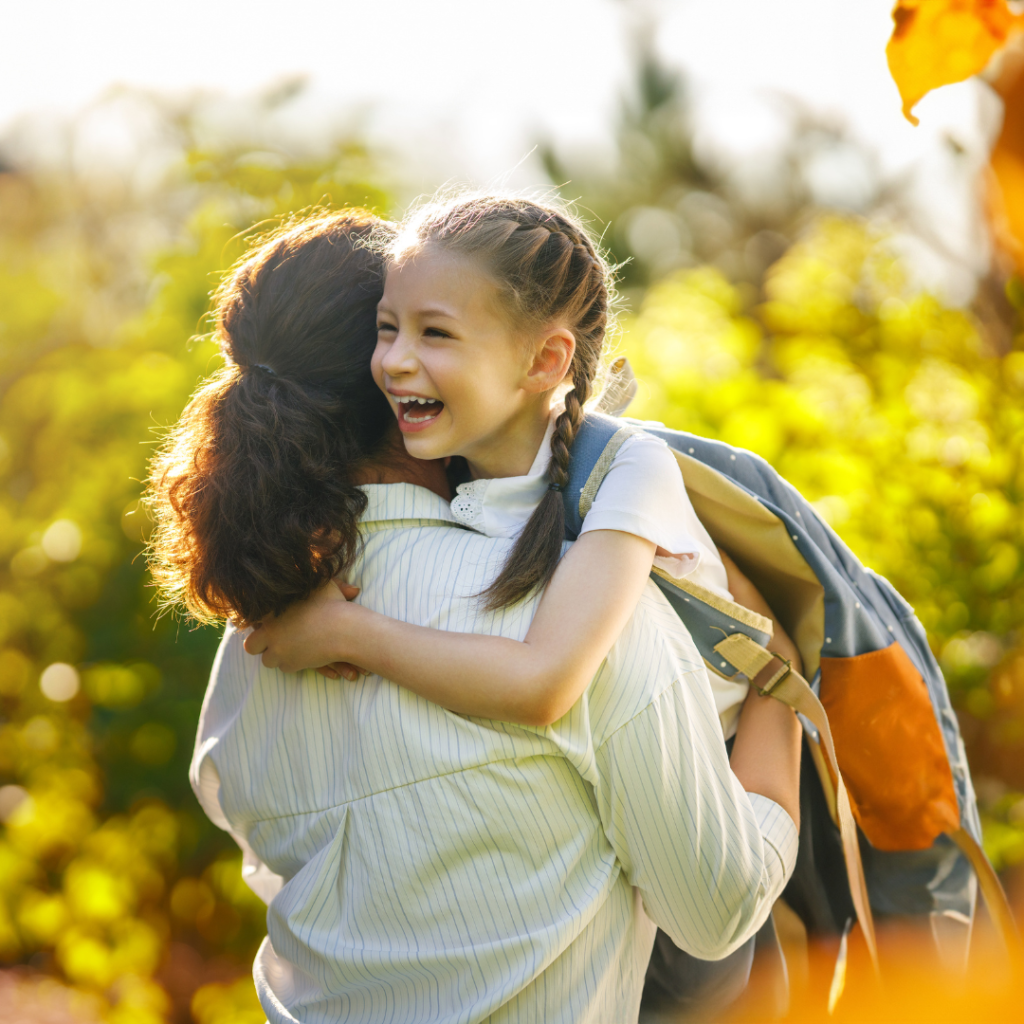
left=579, top=431, right=731, bottom=598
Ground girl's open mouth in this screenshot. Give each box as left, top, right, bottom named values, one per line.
left=393, top=394, right=444, bottom=429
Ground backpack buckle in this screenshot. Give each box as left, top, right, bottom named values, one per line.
left=754, top=652, right=792, bottom=696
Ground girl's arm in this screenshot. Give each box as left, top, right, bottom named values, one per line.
left=245, top=528, right=657, bottom=727
left=245, top=534, right=807, bottom=744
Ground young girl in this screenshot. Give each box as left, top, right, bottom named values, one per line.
left=245, top=193, right=802, bottom=745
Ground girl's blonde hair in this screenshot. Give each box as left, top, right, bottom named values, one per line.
left=391, top=193, right=613, bottom=609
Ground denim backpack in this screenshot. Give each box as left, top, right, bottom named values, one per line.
left=563, top=410, right=1017, bottom=971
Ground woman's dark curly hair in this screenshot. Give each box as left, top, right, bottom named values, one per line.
left=146, top=210, right=394, bottom=625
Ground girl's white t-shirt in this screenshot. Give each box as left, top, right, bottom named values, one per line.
left=449, top=417, right=749, bottom=737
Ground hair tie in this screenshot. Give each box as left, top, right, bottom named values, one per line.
left=548, top=481, right=564, bottom=493
left=252, top=363, right=276, bottom=375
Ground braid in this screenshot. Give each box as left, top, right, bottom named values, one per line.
left=393, top=193, right=612, bottom=609
left=549, top=366, right=591, bottom=491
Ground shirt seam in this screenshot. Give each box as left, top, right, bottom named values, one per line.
left=593, top=666, right=704, bottom=754
left=220, top=749, right=562, bottom=826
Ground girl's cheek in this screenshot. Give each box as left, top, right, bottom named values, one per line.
left=369, top=344, right=389, bottom=393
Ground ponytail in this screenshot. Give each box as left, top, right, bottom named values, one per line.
left=147, top=211, right=393, bottom=625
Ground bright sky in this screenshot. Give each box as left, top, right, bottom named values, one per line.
left=4, top=0, right=1002, bottom=296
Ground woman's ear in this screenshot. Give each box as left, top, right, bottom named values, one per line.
left=524, top=327, right=575, bottom=394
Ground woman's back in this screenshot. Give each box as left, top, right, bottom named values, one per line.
left=192, top=481, right=787, bottom=1024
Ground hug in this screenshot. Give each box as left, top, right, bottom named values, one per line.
left=148, top=196, right=985, bottom=1022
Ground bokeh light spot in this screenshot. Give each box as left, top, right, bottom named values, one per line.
left=41, top=519, right=82, bottom=562
left=10, top=546, right=48, bottom=577
left=191, top=975, right=265, bottom=1024
left=22, top=716, right=59, bottom=755
left=82, top=663, right=153, bottom=708
left=40, top=662, right=80, bottom=702
left=0, top=785, right=29, bottom=823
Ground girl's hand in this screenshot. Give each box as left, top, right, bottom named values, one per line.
left=317, top=661, right=366, bottom=682
left=243, top=580, right=367, bottom=675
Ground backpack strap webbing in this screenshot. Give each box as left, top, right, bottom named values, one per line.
left=721, top=632, right=879, bottom=974
left=947, top=827, right=1023, bottom=964
left=578, top=423, right=641, bottom=520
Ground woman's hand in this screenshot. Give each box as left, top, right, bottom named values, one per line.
left=243, top=581, right=367, bottom=679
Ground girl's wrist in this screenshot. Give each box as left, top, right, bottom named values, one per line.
left=323, top=599, right=374, bottom=663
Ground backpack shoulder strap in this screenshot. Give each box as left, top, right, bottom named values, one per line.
left=562, top=412, right=640, bottom=539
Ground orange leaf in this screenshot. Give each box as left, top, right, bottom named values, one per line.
left=886, top=0, right=1024, bottom=124
left=988, top=42, right=1024, bottom=272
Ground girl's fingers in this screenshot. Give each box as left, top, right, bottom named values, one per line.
left=324, top=661, right=364, bottom=681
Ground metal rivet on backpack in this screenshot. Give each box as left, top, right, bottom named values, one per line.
left=826, top=638, right=832, bottom=644
left=792, top=535, right=798, bottom=541
left=689, top=447, right=694, bottom=453
left=855, top=601, right=861, bottom=609
left=888, top=625, right=894, bottom=632
left=721, top=662, right=727, bottom=669
left=730, top=454, right=736, bottom=460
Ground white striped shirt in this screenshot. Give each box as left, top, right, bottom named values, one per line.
left=190, top=483, right=797, bottom=1024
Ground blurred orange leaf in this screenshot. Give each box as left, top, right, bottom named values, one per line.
left=988, top=43, right=1024, bottom=272
left=887, top=0, right=1024, bottom=124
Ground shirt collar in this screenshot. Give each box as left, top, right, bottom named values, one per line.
left=449, top=415, right=557, bottom=539
left=360, top=483, right=461, bottom=526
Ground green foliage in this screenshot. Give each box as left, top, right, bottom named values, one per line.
left=0, top=120, right=390, bottom=1019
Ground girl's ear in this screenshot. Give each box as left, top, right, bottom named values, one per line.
left=523, top=327, right=575, bottom=394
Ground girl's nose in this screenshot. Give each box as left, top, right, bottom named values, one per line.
left=380, top=331, right=418, bottom=377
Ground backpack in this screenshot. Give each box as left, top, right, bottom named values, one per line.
left=562, top=410, right=1017, bottom=970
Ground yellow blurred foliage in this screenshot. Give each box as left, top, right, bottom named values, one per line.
left=0, top=108, right=389, bottom=1018
left=190, top=976, right=265, bottom=1024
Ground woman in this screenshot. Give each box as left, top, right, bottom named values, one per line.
left=148, top=209, right=799, bottom=1023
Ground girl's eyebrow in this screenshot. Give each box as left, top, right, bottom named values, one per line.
left=418, top=305, right=459, bottom=319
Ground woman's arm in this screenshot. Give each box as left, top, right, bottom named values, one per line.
left=244, top=529, right=657, bottom=727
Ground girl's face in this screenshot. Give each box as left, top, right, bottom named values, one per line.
left=372, top=247, right=568, bottom=478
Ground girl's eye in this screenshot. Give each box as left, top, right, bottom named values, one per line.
left=377, top=321, right=397, bottom=334
left=424, top=327, right=450, bottom=339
